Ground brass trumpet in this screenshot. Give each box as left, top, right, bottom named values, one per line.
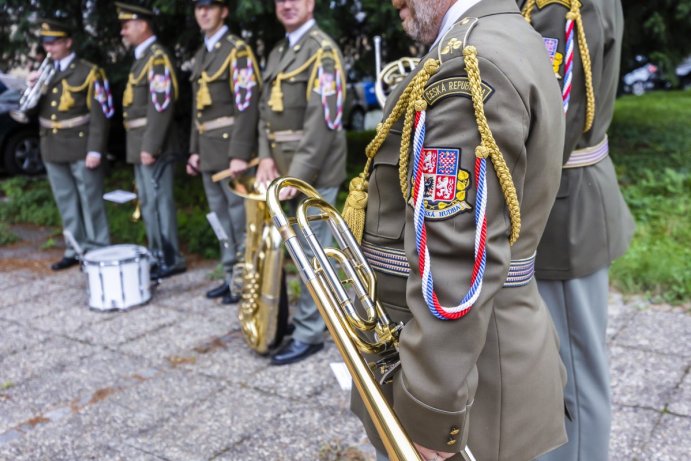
left=267, top=177, right=421, bottom=461
left=10, top=54, right=56, bottom=123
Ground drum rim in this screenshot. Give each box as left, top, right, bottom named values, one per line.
left=83, top=244, right=150, bottom=265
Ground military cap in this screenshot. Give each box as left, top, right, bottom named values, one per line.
left=115, top=2, right=155, bottom=21
left=193, top=0, right=227, bottom=5
left=38, top=18, right=71, bottom=43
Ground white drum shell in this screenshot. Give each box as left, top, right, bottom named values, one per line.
left=83, top=244, right=151, bottom=310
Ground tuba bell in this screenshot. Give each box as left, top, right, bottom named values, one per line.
left=373, top=36, right=420, bottom=108
left=225, top=169, right=289, bottom=355
left=10, top=54, right=56, bottom=124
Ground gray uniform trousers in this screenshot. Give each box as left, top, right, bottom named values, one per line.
left=45, top=160, right=110, bottom=258
left=201, top=172, right=246, bottom=284
left=291, top=186, right=338, bottom=345
left=134, top=160, right=185, bottom=269
left=536, top=267, right=611, bottom=461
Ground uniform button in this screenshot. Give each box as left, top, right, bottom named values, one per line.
left=449, top=426, right=460, bottom=435
left=52, top=128, right=58, bottom=134
left=51, top=114, right=57, bottom=120
left=197, top=112, right=202, bottom=118
left=215, top=43, right=220, bottom=49
left=222, top=133, right=228, bottom=139
left=52, top=88, right=58, bottom=94
left=271, top=142, right=277, bottom=149
left=446, top=437, right=457, bottom=446
left=51, top=101, right=57, bottom=107
left=123, top=113, right=128, bottom=118
left=294, top=45, right=301, bottom=52
left=79, top=132, right=84, bottom=138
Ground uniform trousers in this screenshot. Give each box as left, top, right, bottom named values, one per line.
left=45, top=160, right=109, bottom=257
left=202, top=172, right=246, bottom=284
left=536, top=267, right=611, bottom=461
left=290, top=186, right=338, bottom=345
left=134, top=159, right=185, bottom=269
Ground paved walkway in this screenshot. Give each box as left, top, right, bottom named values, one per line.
left=0, top=234, right=688, bottom=460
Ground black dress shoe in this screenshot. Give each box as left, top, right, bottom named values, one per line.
left=270, top=339, right=324, bottom=366
left=206, top=282, right=230, bottom=299
left=51, top=256, right=79, bottom=271
left=153, top=265, right=186, bottom=280
left=221, top=292, right=241, bottom=304
left=285, top=323, right=295, bottom=336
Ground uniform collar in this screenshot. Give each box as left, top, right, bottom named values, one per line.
left=286, top=18, right=315, bottom=47
left=55, top=53, right=76, bottom=72
left=135, top=35, right=157, bottom=59
left=204, top=25, right=228, bottom=52
left=432, top=0, right=483, bottom=48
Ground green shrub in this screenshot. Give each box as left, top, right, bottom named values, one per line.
left=0, top=223, right=18, bottom=246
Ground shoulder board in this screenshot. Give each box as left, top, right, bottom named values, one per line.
left=437, top=17, right=479, bottom=63
left=308, top=29, right=335, bottom=51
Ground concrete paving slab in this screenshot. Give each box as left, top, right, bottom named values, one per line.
left=118, top=312, right=235, bottom=363
left=0, top=286, right=87, bottom=325
left=129, top=387, right=288, bottom=461
left=609, top=405, right=660, bottom=461
left=151, top=265, right=216, bottom=303
left=642, top=414, right=691, bottom=461
left=667, top=370, right=691, bottom=417
left=65, top=305, right=183, bottom=347
left=225, top=403, right=375, bottom=461
left=607, top=292, right=640, bottom=341
left=616, top=310, right=691, bottom=358
left=158, top=291, right=239, bottom=329
left=610, top=346, right=687, bottom=410
left=0, top=270, right=33, bottom=291
left=0, top=276, right=64, bottom=309
left=0, top=319, right=48, bottom=357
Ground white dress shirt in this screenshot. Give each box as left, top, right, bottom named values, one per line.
left=286, top=18, right=316, bottom=47
left=204, top=25, right=228, bottom=52
left=134, top=35, right=157, bottom=59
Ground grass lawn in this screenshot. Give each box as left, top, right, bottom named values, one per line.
left=0, top=91, right=688, bottom=303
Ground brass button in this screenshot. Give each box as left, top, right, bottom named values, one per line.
left=222, top=133, right=228, bottom=139
left=79, top=132, right=84, bottom=138
left=52, top=88, right=58, bottom=94
left=446, top=437, right=457, bottom=446
left=271, top=142, right=277, bottom=149
left=449, top=426, right=460, bottom=435
left=52, top=128, right=58, bottom=134
left=123, top=113, right=128, bottom=118
left=215, top=42, right=220, bottom=49
left=51, top=101, right=57, bottom=107
left=197, top=112, right=202, bottom=118
left=51, top=114, right=57, bottom=120
left=294, top=45, right=301, bottom=52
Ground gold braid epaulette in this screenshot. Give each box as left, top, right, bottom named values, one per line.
left=58, top=64, right=97, bottom=112
left=342, top=47, right=522, bottom=245
left=522, top=0, right=595, bottom=132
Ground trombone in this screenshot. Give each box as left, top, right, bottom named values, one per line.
left=267, top=177, right=422, bottom=461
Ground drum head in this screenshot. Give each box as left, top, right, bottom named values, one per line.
left=84, top=244, right=148, bottom=263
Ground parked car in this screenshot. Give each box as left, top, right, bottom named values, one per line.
left=0, top=80, right=44, bottom=175
left=344, top=71, right=378, bottom=131
left=676, top=56, right=691, bottom=90
left=621, top=55, right=671, bottom=96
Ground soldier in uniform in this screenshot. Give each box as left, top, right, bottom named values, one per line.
left=28, top=19, right=112, bottom=270
left=347, top=0, right=567, bottom=460
left=186, top=0, right=260, bottom=304
left=256, top=0, right=347, bottom=365
left=518, top=1, right=634, bottom=459
left=116, top=2, right=186, bottom=279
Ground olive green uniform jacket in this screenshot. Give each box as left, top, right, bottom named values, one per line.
left=518, top=0, right=634, bottom=279
left=190, top=30, right=260, bottom=171
left=123, top=41, right=178, bottom=163
left=257, top=24, right=346, bottom=188
left=352, top=1, right=567, bottom=459
left=38, top=58, right=111, bottom=162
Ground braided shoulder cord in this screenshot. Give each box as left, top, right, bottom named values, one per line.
left=463, top=46, right=521, bottom=244
left=567, top=1, right=595, bottom=132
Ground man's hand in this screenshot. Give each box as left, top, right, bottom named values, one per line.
left=255, top=157, right=280, bottom=191
left=140, top=151, right=156, bottom=166
left=186, top=153, right=201, bottom=176
left=228, top=158, right=249, bottom=178
left=26, top=71, right=41, bottom=89
left=415, top=443, right=455, bottom=461
left=85, top=153, right=101, bottom=169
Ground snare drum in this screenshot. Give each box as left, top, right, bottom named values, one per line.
left=83, top=244, right=152, bottom=311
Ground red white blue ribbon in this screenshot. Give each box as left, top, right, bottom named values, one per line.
left=231, top=58, right=254, bottom=112
left=318, top=65, right=343, bottom=130
left=94, top=77, right=115, bottom=119
left=148, top=67, right=172, bottom=113
left=411, top=111, right=487, bottom=320
left=562, top=16, right=574, bottom=113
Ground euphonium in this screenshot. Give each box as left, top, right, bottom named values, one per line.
left=267, top=177, right=421, bottom=461
left=373, top=35, right=419, bottom=109
left=10, top=54, right=56, bottom=124
left=228, top=172, right=288, bottom=355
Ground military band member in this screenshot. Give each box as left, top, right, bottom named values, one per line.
left=256, top=0, right=347, bottom=365
left=519, top=0, right=634, bottom=459
left=117, top=2, right=186, bottom=279
left=186, top=0, right=260, bottom=304
left=348, top=0, right=567, bottom=460
left=29, top=19, right=112, bottom=270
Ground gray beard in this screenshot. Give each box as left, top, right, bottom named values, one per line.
left=403, top=0, right=444, bottom=45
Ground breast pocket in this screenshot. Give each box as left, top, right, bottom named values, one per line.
left=282, top=74, right=309, bottom=111
left=365, top=131, right=406, bottom=240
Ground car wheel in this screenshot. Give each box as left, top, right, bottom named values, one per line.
left=632, top=81, right=646, bottom=96
left=348, top=108, right=366, bottom=131
left=3, top=130, right=44, bottom=175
